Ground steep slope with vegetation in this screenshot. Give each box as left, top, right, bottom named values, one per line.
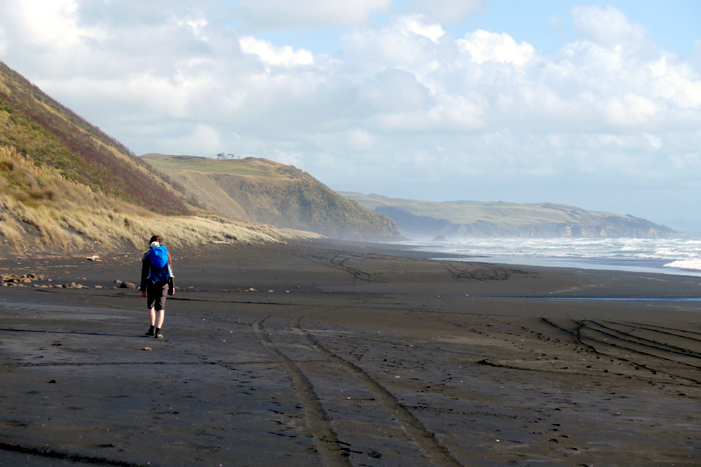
left=0, top=61, right=195, bottom=215
left=342, top=193, right=676, bottom=239
left=0, top=61, right=319, bottom=251
left=141, top=154, right=401, bottom=241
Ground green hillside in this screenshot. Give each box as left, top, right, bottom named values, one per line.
left=341, top=193, right=676, bottom=239
left=0, top=61, right=319, bottom=251
left=142, top=154, right=401, bottom=241
left=0, top=61, right=196, bottom=215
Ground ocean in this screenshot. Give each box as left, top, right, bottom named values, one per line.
left=411, top=237, right=701, bottom=278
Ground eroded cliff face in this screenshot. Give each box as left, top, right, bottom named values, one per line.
left=207, top=171, right=402, bottom=240
left=142, top=155, right=402, bottom=241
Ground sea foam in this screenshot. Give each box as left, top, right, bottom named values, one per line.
left=414, top=237, right=701, bottom=276
left=663, top=259, right=701, bottom=271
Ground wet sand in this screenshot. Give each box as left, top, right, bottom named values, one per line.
left=1, top=239, right=700, bottom=466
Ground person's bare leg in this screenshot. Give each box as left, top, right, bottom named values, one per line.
left=145, top=308, right=156, bottom=336
left=154, top=310, right=165, bottom=338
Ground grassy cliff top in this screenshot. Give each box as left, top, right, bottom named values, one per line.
left=142, top=154, right=310, bottom=180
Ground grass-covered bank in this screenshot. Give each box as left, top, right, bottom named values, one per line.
left=0, top=146, right=320, bottom=253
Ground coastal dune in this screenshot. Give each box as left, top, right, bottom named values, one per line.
left=0, top=240, right=700, bottom=466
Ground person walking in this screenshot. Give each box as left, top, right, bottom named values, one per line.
left=140, top=235, right=175, bottom=339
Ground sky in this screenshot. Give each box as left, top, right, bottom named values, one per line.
left=1, top=0, right=701, bottom=231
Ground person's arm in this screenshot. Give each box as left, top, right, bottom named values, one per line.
left=167, top=251, right=175, bottom=295
left=140, top=253, right=150, bottom=292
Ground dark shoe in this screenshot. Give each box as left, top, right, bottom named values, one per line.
left=145, top=327, right=155, bottom=336
left=155, top=329, right=163, bottom=339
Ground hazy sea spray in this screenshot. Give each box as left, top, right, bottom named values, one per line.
left=411, top=237, right=701, bottom=276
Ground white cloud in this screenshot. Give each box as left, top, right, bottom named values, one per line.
left=458, top=30, right=535, bottom=65
left=648, top=56, right=701, bottom=108
left=270, top=149, right=303, bottom=168
left=239, top=36, right=314, bottom=66
left=358, top=69, right=431, bottom=113
left=347, top=129, right=376, bottom=149
left=692, top=40, right=701, bottom=73
left=426, top=94, right=485, bottom=130
left=163, top=124, right=223, bottom=155
left=174, top=15, right=209, bottom=41
left=342, top=16, right=446, bottom=75
left=571, top=5, right=648, bottom=48
left=237, top=0, right=392, bottom=27
left=644, top=133, right=663, bottom=149
left=602, top=93, right=658, bottom=127
left=0, top=0, right=103, bottom=75
left=398, top=15, right=445, bottom=44
left=13, top=0, right=80, bottom=47
left=406, top=0, right=485, bottom=24
left=0, top=24, right=6, bottom=55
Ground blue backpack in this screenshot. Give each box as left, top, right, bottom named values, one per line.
left=148, top=246, right=170, bottom=283
left=149, top=245, right=169, bottom=268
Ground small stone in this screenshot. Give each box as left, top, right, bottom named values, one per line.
left=267, top=290, right=274, bottom=293
left=143, top=347, right=152, bottom=351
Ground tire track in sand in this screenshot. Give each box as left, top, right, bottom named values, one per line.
left=290, top=313, right=464, bottom=467
left=253, top=314, right=351, bottom=467
left=542, top=317, right=701, bottom=384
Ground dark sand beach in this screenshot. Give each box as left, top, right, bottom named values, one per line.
left=1, top=239, right=700, bottom=466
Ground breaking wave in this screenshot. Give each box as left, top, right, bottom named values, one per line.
left=411, top=237, right=701, bottom=276
left=662, top=259, right=701, bottom=272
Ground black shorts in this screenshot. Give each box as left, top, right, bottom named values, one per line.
left=147, top=281, right=169, bottom=311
